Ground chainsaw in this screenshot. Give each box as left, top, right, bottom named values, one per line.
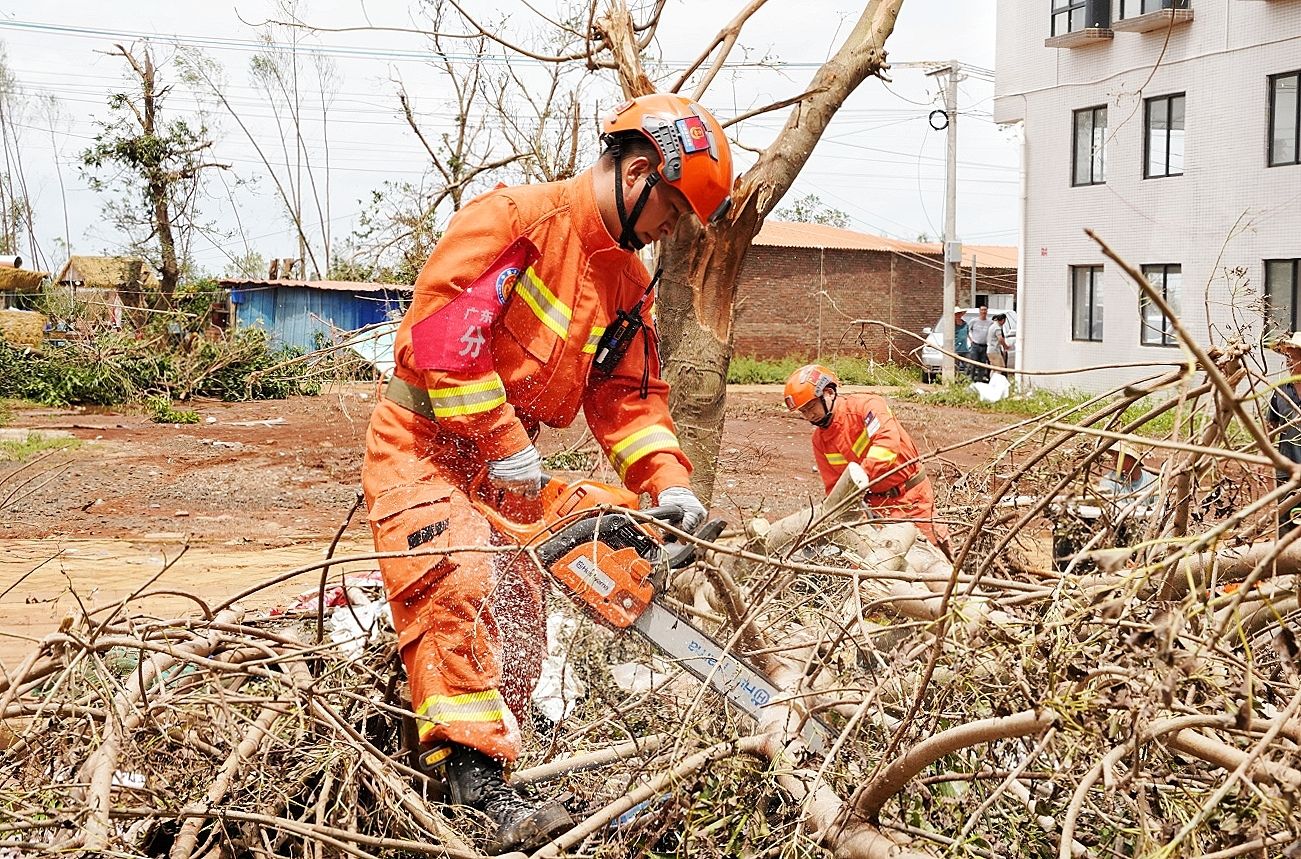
left=470, top=473, right=832, bottom=755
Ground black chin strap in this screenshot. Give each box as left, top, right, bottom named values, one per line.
left=611, top=137, right=660, bottom=252
left=812, top=390, right=836, bottom=429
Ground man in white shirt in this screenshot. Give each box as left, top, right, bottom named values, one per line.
left=967, top=306, right=992, bottom=382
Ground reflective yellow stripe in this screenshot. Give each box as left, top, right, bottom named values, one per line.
left=428, top=374, right=507, bottom=418
left=516, top=267, right=571, bottom=339
left=823, top=451, right=848, bottom=466
left=851, top=428, right=870, bottom=457
left=610, top=424, right=680, bottom=478
left=865, top=445, right=897, bottom=463
left=416, top=690, right=507, bottom=725
left=584, top=325, right=606, bottom=354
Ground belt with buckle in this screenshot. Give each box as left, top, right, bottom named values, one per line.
left=870, top=468, right=927, bottom=500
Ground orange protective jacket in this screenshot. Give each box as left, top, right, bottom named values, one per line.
left=363, top=170, right=690, bottom=761
left=389, top=170, right=690, bottom=495
left=811, top=393, right=948, bottom=547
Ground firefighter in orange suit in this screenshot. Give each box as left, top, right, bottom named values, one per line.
left=361, top=93, right=732, bottom=851
left=784, top=364, right=951, bottom=553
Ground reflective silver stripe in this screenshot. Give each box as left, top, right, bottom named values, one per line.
left=584, top=325, right=606, bottom=354
left=428, top=374, right=508, bottom=418
left=516, top=267, right=571, bottom=338
left=610, top=425, right=680, bottom=477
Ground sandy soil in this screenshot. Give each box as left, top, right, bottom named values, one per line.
left=0, top=382, right=1019, bottom=668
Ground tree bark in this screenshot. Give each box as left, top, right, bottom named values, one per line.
left=660, top=214, right=760, bottom=498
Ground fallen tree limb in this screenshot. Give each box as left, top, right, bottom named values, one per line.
left=848, top=709, right=1059, bottom=822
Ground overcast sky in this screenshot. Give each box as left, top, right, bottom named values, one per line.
left=0, top=1, right=1017, bottom=277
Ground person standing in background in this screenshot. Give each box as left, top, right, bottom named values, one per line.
left=988, top=312, right=1009, bottom=374
left=967, top=306, right=992, bottom=382
left=953, top=310, right=971, bottom=378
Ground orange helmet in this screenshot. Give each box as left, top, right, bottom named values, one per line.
left=601, top=93, right=734, bottom=227
left=783, top=364, right=839, bottom=411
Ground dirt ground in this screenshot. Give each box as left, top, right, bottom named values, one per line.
left=0, top=383, right=1018, bottom=668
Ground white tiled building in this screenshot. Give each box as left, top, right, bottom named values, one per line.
left=994, top=0, right=1301, bottom=393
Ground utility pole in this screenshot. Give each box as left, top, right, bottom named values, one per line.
left=928, top=62, right=962, bottom=384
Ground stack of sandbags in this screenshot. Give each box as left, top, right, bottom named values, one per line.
left=0, top=308, right=45, bottom=348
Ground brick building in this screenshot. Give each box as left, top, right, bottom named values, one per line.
left=731, top=220, right=1017, bottom=362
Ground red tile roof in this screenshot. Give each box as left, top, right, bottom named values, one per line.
left=752, top=220, right=1017, bottom=269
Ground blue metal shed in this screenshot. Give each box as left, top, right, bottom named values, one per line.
left=222, top=278, right=411, bottom=352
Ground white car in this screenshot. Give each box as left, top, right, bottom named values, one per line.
left=919, top=308, right=1017, bottom=383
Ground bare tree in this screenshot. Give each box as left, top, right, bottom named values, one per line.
left=477, top=63, right=586, bottom=185
left=476, top=8, right=592, bottom=186
left=335, top=175, right=443, bottom=284
left=389, top=5, right=529, bottom=215
left=0, top=46, right=40, bottom=266
left=247, top=10, right=341, bottom=278
left=336, top=3, right=549, bottom=283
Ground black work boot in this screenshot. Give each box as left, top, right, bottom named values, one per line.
left=423, top=744, right=573, bottom=852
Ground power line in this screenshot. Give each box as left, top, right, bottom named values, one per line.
left=0, top=17, right=1003, bottom=77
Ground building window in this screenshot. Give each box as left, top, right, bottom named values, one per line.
left=1266, top=259, right=1301, bottom=333
left=1072, top=106, right=1107, bottom=185
left=1114, top=0, right=1188, bottom=18
left=1071, top=266, right=1104, bottom=341
left=1269, top=71, right=1300, bottom=168
left=1144, top=93, right=1185, bottom=178
left=1140, top=264, right=1181, bottom=346
left=1052, top=0, right=1088, bottom=35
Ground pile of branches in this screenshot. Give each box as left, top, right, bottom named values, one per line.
left=0, top=327, right=326, bottom=407
left=4, top=246, right=1301, bottom=857
left=2, top=453, right=1299, bottom=858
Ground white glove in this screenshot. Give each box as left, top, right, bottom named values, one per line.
left=487, top=445, right=543, bottom=496
left=658, top=486, right=707, bottom=533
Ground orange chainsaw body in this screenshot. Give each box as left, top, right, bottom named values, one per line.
left=470, top=473, right=663, bottom=629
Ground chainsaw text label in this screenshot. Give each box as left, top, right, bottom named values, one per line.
left=686, top=639, right=772, bottom=708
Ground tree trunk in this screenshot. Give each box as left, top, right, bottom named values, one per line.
left=659, top=203, right=763, bottom=497
left=152, top=178, right=180, bottom=303
left=659, top=0, right=904, bottom=503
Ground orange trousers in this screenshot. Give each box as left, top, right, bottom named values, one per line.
left=362, top=397, right=547, bottom=762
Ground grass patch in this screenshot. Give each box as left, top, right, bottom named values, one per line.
left=146, top=395, right=201, bottom=424
left=0, top=432, right=82, bottom=462
left=897, top=384, right=1251, bottom=446
left=728, top=356, right=921, bottom=387
left=896, top=382, right=1097, bottom=418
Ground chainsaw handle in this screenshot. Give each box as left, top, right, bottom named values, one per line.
left=467, top=468, right=564, bottom=545
left=641, top=505, right=685, bottom=525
